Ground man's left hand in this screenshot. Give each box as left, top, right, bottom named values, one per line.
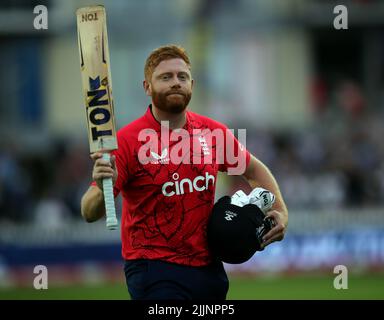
left=260, top=210, right=288, bottom=249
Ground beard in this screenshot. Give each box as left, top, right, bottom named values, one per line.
left=152, top=88, right=192, bottom=114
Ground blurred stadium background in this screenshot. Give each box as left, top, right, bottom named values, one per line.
left=0, top=0, right=384, bottom=299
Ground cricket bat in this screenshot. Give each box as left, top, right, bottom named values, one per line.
left=76, top=5, right=118, bottom=230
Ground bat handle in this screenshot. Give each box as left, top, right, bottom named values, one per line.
left=102, top=153, right=118, bottom=230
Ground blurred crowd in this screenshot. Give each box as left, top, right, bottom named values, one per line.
left=245, top=113, right=384, bottom=211
left=253, top=78, right=384, bottom=211
left=1, top=103, right=383, bottom=225
left=0, top=140, right=92, bottom=225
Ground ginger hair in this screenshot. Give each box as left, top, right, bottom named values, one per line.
left=144, top=44, right=191, bottom=82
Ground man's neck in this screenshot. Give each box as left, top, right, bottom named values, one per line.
left=151, top=104, right=187, bottom=130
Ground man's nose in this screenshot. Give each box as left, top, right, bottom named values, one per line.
left=170, top=76, right=182, bottom=88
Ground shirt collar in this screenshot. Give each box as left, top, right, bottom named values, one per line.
left=145, top=104, right=191, bottom=131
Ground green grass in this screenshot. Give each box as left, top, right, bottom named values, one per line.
left=0, top=273, right=383, bottom=300
left=226, top=273, right=384, bottom=299
left=0, top=283, right=128, bottom=300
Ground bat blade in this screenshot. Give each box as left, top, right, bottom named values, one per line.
left=77, top=5, right=117, bottom=153
left=77, top=5, right=118, bottom=230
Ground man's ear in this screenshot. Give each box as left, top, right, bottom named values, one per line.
left=191, top=78, right=194, bottom=89
left=143, top=80, right=152, bottom=97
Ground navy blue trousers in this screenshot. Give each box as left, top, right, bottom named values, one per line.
left=124, top=259, right=229, bottom=300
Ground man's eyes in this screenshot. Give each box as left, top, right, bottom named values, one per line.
left=160, top=74, right=188, bottom=81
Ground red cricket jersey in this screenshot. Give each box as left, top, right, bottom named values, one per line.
left=93, top=106, right=250, bottom=266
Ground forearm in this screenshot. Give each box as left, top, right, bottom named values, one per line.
left=81, top=186, right=106, bottom=222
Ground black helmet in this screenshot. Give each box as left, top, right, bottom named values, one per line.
left=207, top=196, right=274, bottom=264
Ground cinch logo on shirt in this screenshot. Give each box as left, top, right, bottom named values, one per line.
left=162, top=172, right=215, bottom=197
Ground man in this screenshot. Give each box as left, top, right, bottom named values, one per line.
left=81, top=44, right=288, bottom=300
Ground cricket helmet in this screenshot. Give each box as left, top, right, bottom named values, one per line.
left=207, top=196, right=273, bottom=264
